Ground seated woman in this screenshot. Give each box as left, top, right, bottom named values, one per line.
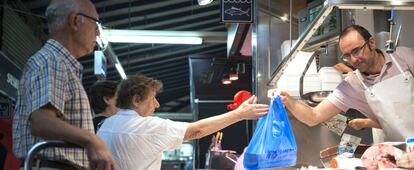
left=97, top=74, right=269, bottom=170
left=88, top=80, right=119, bottom=133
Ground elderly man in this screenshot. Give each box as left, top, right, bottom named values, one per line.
left=97, top=75, right=269, bottom=170
left=13, top=0, right=115, bottom=169
left=269, top=24, right=414, bottom=142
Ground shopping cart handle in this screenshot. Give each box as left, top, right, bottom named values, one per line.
left=24, top=140, right=81, bottom=170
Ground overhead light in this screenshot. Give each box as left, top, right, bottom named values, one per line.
left=107, top=35, right=202, bottom=45
left=280, top=14, right=288, bottom=21
left=115, top=63, right=127, bottom=79
left=229, top=68, right=239, bottom=81
left=198, top=0, right=213, bottom=6
left=102, top=29, right=203, bottom=45
left=391, top=1, right=404, bottom=5
left=96, top=23, right=108, bottom=50
left=222, top=74, right=231, bottom=85
left=229, top=73, right=239, bottom=81
left=222, top=78, right=231, bottom=85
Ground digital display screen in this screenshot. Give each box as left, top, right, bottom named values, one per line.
left=94, top=51, right=107, bottom=80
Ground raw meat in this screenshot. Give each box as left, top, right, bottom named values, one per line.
left=361, top=144, right=403, bottom=170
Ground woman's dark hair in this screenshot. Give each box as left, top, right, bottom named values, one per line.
left=88, top=80, right=118, bottom=114
left=116, top=74, right=162, bottom=109
left=339, top=24, right=372, bottom=42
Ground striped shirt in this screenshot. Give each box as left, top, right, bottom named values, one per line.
left=12, top=39, right=94, bottom=169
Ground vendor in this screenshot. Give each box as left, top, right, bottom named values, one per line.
left=269, top=24, right=414, bottom=141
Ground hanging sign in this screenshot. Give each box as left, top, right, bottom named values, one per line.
left=0, top=52, right=22, bottom=100
left=221, top=0, right=253, bottom=23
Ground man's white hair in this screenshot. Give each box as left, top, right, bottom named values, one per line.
left=45, top=0, right=82, bottom=33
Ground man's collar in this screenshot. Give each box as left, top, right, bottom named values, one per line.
left=379, top=49, right=393, bottom=66
left=46, top=39, right=83, bottom=72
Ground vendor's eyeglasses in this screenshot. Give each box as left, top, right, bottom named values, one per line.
left=76, top=13, right=100, bottom=32
left=340, top=41, right=368, bottom=62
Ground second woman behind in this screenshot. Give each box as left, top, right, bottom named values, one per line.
left=88, top=80, right=119, bottom=133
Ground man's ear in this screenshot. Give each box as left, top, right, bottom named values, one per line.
left=68, top=13, right=79, bottom=31
left=369, top=37, right=376, bottom=49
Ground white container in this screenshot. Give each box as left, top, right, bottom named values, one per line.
left=406, top=137, right=414, bottom=153
left=277, top=73, right=321, bottom=97
left=319, top=67, right=343, bottom=91
left=319, top=67, right=343, bottom=82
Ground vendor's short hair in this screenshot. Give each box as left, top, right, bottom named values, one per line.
left=88, top=80, right=118, bottom=114
left=339, top=25, right=372, bottom=42
left=116, top=75, right=162, bottom=109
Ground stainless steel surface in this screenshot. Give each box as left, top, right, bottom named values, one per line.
left=289, top=0, right=293, bottom=49
left=298, top=41, right=333, bottom=106
left=253, top=0, right=341, bottom=167
left=385, top=10, right=396, bottom=53
left=248, top=0, right=414, bottom=167
left=304, top=91, right=332, bottom=105
left=299, top=52, right=317, bottom=99
left=287, top=118, right=341, bottom=167
left=268, top=0, right=414, bottom=86
left=193, top=99, right=233, bottom=103
left=301, top=35, right=339, bottom=52
left=268, top=3, right=334, bottom=85
left=395, top=24, right=402, bottom=48
left=327, top=0, right=414, bottom=10
left=394, top=11, right=414, bottom=48
left=253, top=0, right=300, bottom=103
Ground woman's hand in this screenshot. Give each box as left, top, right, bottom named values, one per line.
left=235, top=95, right=269, bottom=120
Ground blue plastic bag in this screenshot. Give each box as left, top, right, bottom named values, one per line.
left=243, top=95, right=297, bottom=169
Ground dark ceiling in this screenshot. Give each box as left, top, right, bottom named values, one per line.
left=18, top=0, right=229, bottom=113
left=13, top=0, right=307, bottom=113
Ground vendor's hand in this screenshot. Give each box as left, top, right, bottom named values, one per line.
left=235, top=95, right=269, bottom=120
left=333, top=63, right=353, bottom=73
left=347, top=118, right=369, bottom=130
left=267, top=89, right=291, bottom=106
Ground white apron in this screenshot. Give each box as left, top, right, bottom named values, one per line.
left=355, top=53, right=414, bottom=141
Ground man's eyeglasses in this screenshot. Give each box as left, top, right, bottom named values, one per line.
left=340, top=41, right=368, bottom=62
left=76, top=13, right=100, bottom=32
